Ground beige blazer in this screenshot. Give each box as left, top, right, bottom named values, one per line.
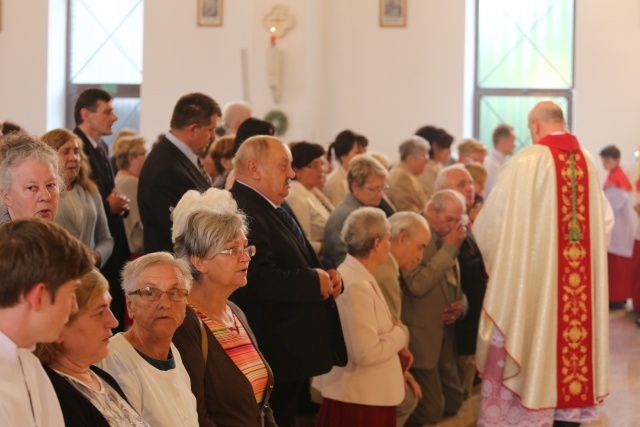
left=388, top=161, right=428, bottom=213
left=373, top=253, right=409, bottom=346
left=401, top=233, right=467, bottom=370
left=314, top=255, right=406, bottom=406
left=323, top=166, right=348, bottom=207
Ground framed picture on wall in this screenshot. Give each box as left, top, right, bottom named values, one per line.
left=379, top=0, right=406, bottom=27
left=198, top=0, right=223, bottom=27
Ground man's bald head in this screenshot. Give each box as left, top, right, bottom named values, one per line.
left=222, top=101, right=252, bottom=134
left=233, top=136, right=295, bottom=206
left=528, top=101, right=567, bottom=144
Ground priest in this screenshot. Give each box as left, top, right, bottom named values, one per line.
left=474, top=101, right=613, bottom=427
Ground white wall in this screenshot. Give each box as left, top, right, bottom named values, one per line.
left=574, top=0, right=640, bottom=177
left=318, top=0, right=466, bottom=156
left=139, top=0, right=466, bottom=158
left=140, top=0, right=253, bottom=137
left=0, top=0, right=50, bottom=134
left=1, top=0, right=639, bottom=176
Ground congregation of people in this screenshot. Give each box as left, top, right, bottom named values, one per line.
left=0, top=90, right=637, bottom=427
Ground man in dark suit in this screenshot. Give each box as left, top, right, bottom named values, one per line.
left=230, top=136, right=347, bottom=427
left=74, top=89, right=130, bottom=331
left=138, top=92, right=220, bottom=254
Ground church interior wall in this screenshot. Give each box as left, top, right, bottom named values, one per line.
left=0, top=0, right=638, bottom=177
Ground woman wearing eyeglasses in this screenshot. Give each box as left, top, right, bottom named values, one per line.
left=99, top=252, right=199, bottom=427
left=171, top=188, right=276, bottom=427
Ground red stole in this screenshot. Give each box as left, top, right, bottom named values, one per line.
left=604, top=166, right=632, bottom=192
left=538, top=133, right=595, bottom=408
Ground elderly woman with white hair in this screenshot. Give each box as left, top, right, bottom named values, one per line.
left=314, top=207, right=407, bottom=427
left=171, top=187, right=276, bottom=427
left=0, top=132, right=64, bottom=224
left=99, top=253, right=199, bottom=427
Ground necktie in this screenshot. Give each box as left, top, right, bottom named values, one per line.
left=197, top=158, right=213, bottom=187
left=276, top=206, right=307, bottom=248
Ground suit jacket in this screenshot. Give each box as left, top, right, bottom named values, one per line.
left=314, top=255, right=406, bottom=406
left=455, top=231, right=488, bottom=355
left=76, top=128, right=130, bottom=328
left=172, top=303, right=276, bottom=427
left=388, top=161, right=428, bottom=213
left=138, top=136, right=211, bottom=253
left=401, top=231, right=467, bottom=370
left=230, top=181, right=347, bottom=383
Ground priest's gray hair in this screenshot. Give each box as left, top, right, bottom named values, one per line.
left=341, top=207, right=389, bottom=257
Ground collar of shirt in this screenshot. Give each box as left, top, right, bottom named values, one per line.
left=236, top=179, right=278, bottom=209
left=0, top=330, right=31, bottom=363
left=165, top=131, right=199, bottom=168
left=86, top=135, right=100, bottom=150
left=490, top=149, right=505, bottom=162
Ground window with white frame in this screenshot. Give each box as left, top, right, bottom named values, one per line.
left=474, top=0, right=575, bottom=151
left=66, top=0, right=143, bottom=146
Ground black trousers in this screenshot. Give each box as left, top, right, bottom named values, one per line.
left=269, top=380, right=304, bottom=427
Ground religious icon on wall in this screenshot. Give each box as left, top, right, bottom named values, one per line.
left=380, top=0, right=406, bottom=27
left=198, top=0, right=223, bottom=27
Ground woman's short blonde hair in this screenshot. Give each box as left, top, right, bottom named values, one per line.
left=34, top=269, right=110, bottom=365
left=464, top=163, right=489, bottom=183
left=114, top=136, right=146, bottom=170
left=347, top=154, right=388, bottom=191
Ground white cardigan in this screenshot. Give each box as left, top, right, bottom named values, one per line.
left=98, top=333, right=198, bottom=427
left=313, top=254, right=406, bottom=406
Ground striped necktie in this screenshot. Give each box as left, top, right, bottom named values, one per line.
left=197, top=158, right=213, bottom=187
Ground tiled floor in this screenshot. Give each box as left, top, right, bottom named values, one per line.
left=429, top=309, right=640, bottom=427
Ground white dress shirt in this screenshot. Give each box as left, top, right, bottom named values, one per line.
left=0, top=331, right=65, bottom=427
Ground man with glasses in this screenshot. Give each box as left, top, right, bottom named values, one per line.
left=322, top=153, right=390, bottom=269
left=231, top=136, right=347, bottom=427
left=388, top=136, right=431, bottom=213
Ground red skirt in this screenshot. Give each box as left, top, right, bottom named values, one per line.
left=630, top=241, right=640, bottom=309
left=608, top=252, right=634, bottom=302
left=316, top=397, right=396, bottom=427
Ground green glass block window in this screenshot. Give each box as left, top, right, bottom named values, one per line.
left=477, top=0, right=574, bottom=89
left=474, top=0, right=574, bottom=152
left=478, top=95, right=569, bottom=152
